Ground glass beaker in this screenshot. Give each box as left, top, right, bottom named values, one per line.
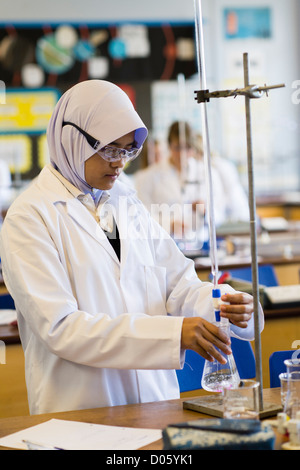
left=201, top=320, right=240, bottom=393
left=279, top=372, right=289, bottom=408
left=283, top=358, right=300, bottom=419
left=223, top=379, right=260, bottom=420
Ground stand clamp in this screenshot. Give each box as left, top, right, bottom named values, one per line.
left=195, top=83, right=285, bottom=103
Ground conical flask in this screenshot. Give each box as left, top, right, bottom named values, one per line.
left=201, top=291, right=240, bottom=392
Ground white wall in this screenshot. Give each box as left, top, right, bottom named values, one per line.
left=202, top=0, right=300, bottom=193
left=0, top=0, right=196, bottom=23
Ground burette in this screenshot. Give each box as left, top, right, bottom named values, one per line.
left=193, top=0, right=219, bottom=290
left=192, top=0, right=285, bottom=413
left=177, top=73, right=189, bottom=197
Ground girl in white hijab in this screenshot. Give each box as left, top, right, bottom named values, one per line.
left=0, top=80, right=259, bottom=415
left=47, top=79, right=147, bottom=194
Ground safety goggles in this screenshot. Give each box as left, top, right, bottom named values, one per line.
left=62, top=121, right=142, bottom=162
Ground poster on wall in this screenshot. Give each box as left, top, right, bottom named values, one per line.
left=0, top=22, right=197, bottom=179
left=0, top=23, right=197, bottom=89
left=224, top=7, right=272, bottom=40
left=0, top=88, right=59, bottom=134
left=0, top=88, right=59, bottom=179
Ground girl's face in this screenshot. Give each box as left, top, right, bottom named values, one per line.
left=169, top=137, right=194, bottom=172
left=84, top=131, right=135, bottom=190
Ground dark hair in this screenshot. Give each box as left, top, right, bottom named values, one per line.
left=167, top=121, right=193, bottom=146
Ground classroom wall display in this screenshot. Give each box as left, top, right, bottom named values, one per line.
left=0, top=87, right=60, bottom=180
left=151, top=78, right=203, bottom=143
left=0, top=23, right=197, bottom=89
left=0, top=134, right=32, bottom=175
left=0, top=88, right=59, bottom=134
left=0, top=22, right=197, bottom=180
left=223, top=7, right=272, bottom=40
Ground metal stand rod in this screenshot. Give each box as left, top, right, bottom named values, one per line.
left=243, top=52, right=264, bottom=411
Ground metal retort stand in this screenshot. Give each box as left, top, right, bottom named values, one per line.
left=183, top=0, right=284, bottom=419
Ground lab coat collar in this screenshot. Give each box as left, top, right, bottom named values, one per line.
left=38, top=165, right=136, bottom=202
left=37, top=165, right=82, bottom=203
left=37, top=165, right=136, bottom=266
left=67, top=197, right=121, bottom=264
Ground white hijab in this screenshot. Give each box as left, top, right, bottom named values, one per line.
left=47, top=80, right=148, bottom=193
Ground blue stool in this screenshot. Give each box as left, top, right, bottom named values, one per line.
left=269, top=350, right=296, bottom=388
left=0, top=293, right=15, bottom=310
left=228, top=264, right=279, bottom=287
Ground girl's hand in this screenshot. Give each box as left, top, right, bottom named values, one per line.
left=181, top=317, right=232, bottom=364
left=220, top=293, right=254, bottom=329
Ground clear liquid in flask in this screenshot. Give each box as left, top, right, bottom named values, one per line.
left=201, top=321, right=240, bottom=393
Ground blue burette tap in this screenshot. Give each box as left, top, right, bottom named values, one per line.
left=201, top=286, right=240, bottom=392
left=212, top=288, right=222, bottom=323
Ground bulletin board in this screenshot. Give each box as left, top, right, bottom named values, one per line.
left=0, top=23, right=197, bottom=88
left=0, top=88, right=59, bottom=178
left=0, top=22, right=197, bottom=179
left=223, top=8, right=272, bottom=40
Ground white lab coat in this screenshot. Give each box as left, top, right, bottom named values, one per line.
left=134, top=158, right=227, bottom=228
left=134, top=157, right=249, bottom=228
left=0, top=165, right=260, bottom=415
left=0, top=159, right=12, bottom=212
